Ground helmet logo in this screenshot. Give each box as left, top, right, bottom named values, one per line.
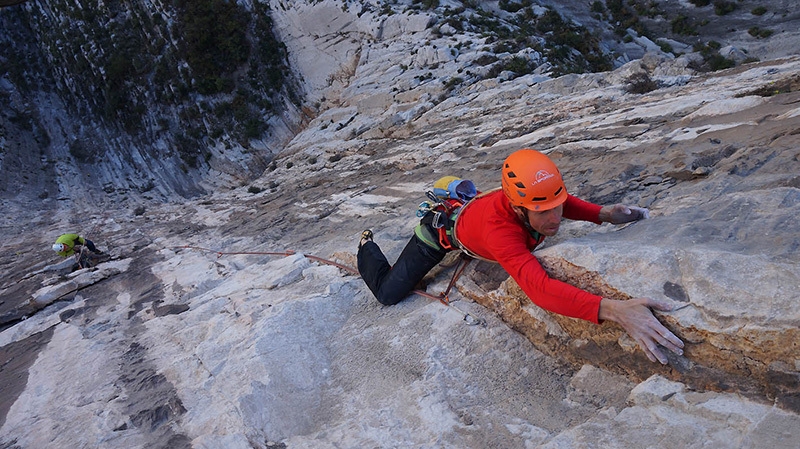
left=531, top=170, right=555, bottom=185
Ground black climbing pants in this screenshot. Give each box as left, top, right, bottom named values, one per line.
left=84, top=239, right=98, bottom=253
left=357, top=232, right=448, bottom=306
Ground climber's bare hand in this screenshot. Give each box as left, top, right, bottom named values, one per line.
left=599, top=297, right=684, bottom=364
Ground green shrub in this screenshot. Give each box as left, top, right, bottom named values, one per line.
left=529, top=8, right=612, bottom=74
left=504, top=56, right=533, bottom=75
left=444, top=77, right=464, bottom=90
left=671, top=15, right=698, bottom=35
left=624, top=72, right=659, bottom=94
left=707, top=54, right=736, bottom=71
left=748, top=27, right=774, bottom=38
left=173, top=0, right=251, bottom=95
left=751, top=6, right=767, bottom=15
left=632, top=0, right=660, bottom=18
left=657, top=40, right=674, bottom=54
left=713, top=1, right=737, bottom=15
left=605, top=0, right=651, bottom=37
left=492, top=40, right=518, bottom=54
left=242, top=119, right=264, bottom=139
left=690, top=42, right=736, bottom=72
left=175, top=133, right=205, bottom=168
left=69, top=139, right=97, bottom=163
left=412, top=0, right=440, bottom=9
left=499, top=0, right=532, bottom=13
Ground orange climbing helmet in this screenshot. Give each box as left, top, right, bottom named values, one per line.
left=501, top=149, right=567, bottom=211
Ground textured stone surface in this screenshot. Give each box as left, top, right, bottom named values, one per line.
left=542, top=375, right=800, bottom=449
left=454, top=79, right=800, bottom=412
left=1, top=1, right=800, bottom=447
left=461, top=251, right=800, bottom=411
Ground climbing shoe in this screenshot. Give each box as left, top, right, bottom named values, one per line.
left=359, top=229, right=374, bottom=249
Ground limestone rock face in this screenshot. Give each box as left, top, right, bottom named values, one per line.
left=454, top=67, right=800, bottom=412
left=462, top=250, right=800, bottom=411
left=546, top=374, right=800, bottom=448
left=2, top=1, right=800, bottom=448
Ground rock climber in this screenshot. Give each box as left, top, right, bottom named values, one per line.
left=52, top=233, right=103, bottom=258
left=357, top=148, right=684, bottom=364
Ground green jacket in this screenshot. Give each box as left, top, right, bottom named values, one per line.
left=55, top=233, right=85, bottom=257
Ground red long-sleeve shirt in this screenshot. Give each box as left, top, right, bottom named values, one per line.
left=454, top=189, right=604, bottom=323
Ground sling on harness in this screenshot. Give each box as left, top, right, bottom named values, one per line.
left=419, top=194, right=463, bottom=250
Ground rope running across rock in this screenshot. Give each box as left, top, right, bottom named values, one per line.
left=173, top=245, right=484, bottom=325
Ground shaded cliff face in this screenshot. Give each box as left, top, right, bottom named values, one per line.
left=0, top=0, right=303, bottom=212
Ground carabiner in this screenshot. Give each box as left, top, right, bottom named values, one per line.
left=432, top=211, right=445, bottom=229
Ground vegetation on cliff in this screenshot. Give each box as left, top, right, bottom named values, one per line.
left=1, top=0, right=297, bottom=168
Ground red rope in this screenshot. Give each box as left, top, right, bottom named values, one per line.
left=173, top=245, right=461, bottom=305
left=304, top=254, right=359, bottom=275
left=438, top=255, right=472, bottom=305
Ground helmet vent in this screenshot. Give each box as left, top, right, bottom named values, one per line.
left=554, top=186, right=563, bottom=196
left=506, top=170, right=517, bottom=178
left=515, top=181, right=525, bottom=188
left=532, top=196, right=546, bottom=202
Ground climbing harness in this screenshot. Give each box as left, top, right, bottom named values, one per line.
left=416, top=177, right=478, bottom=251
left=173, top=245, right=484, bottom=326
left=74, top=245, right=110, bottom=269
left=417, top=181, right=502, bottom=266
left=76, top=245, right=90, bottom=269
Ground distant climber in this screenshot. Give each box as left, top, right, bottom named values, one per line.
left=52, top=233, right=105, bottom=268
left=357, top=149, right=684, bottom=365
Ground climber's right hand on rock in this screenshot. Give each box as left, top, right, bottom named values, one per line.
left=599, top=204, right=650, bottom=224
left=598, top=297, right=684, bottom=364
